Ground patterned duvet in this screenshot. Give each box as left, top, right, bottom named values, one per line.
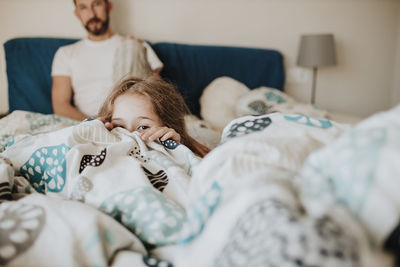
left=0, top=107, right=398, bottom=267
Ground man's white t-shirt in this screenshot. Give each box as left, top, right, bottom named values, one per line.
left=51, top=34, right=163, bottom=117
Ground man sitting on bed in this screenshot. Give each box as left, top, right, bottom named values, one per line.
left=51, top=0, right=163, bottom=121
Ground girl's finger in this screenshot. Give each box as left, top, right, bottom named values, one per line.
left=140, top=127, right=160, bottom=140
left=160, top=130, right=180, bottom=142
left=160, top=130, right=174, bottom=141
left=148, top=128, right=169, bottom=142
left=104, top=121, right=114, bottom=130
left=97, top=117, right=106, bottom=123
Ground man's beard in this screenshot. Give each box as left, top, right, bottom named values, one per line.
left=85, top=16, right=110, bottom=36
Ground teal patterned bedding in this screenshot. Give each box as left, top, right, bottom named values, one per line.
left=0, top=109, right=398, bottom=267
left=299, top=104, right=400, bottom=258
left=0, top=111, right=78, bottom=153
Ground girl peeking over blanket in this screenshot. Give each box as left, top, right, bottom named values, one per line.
left=98, top=76, right=210, bottom=157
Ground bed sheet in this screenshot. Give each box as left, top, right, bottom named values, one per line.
left=326, top=110, right=363, bottom=125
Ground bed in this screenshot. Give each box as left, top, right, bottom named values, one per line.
left=1, top=37, right=398, bottom=267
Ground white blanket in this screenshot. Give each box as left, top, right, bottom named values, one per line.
left=0, top=110, right=396, bottom=267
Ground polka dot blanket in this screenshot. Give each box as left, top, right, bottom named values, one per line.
left=0, top=108, right=398, bottom=266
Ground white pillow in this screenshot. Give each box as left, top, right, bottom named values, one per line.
left=200, top=77, right=250, bottom=132
left=184, top=115, right=221, bottom=149
left=236, top=86, right=328, bottom=119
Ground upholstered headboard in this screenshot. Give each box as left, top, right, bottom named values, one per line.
left=4, top=37, right=285, bottom=117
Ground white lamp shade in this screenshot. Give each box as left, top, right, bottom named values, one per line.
left=297, top=34, right=337, bottom=67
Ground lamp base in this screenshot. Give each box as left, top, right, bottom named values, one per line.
left=311, top=67, right=318, bottom=105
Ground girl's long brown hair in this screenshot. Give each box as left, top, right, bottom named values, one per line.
left=98, top=75, right=210, bottom=157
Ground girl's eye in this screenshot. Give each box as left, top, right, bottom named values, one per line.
left=138, top=125, right=149, bottom=131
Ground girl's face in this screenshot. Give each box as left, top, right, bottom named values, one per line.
left=111, top=92, right=163, bottom=132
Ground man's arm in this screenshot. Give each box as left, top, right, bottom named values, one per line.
left=51, top=76, right=87, bottom=121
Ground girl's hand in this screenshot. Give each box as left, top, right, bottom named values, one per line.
left=97, top=117, right=114, bottom=131
left=139, top=126, right=181, bottom=143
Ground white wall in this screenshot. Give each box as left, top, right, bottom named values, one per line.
left=392, top=5, right=400, bottom=107
left=1, top=0, right=399, bottom=118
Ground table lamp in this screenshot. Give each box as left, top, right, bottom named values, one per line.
left=297, top=33, right=337, bottom=105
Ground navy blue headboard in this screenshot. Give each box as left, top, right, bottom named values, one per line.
left=4, top=38, right=78, bottom=115
left=4, top=37, right=285, bottom=117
